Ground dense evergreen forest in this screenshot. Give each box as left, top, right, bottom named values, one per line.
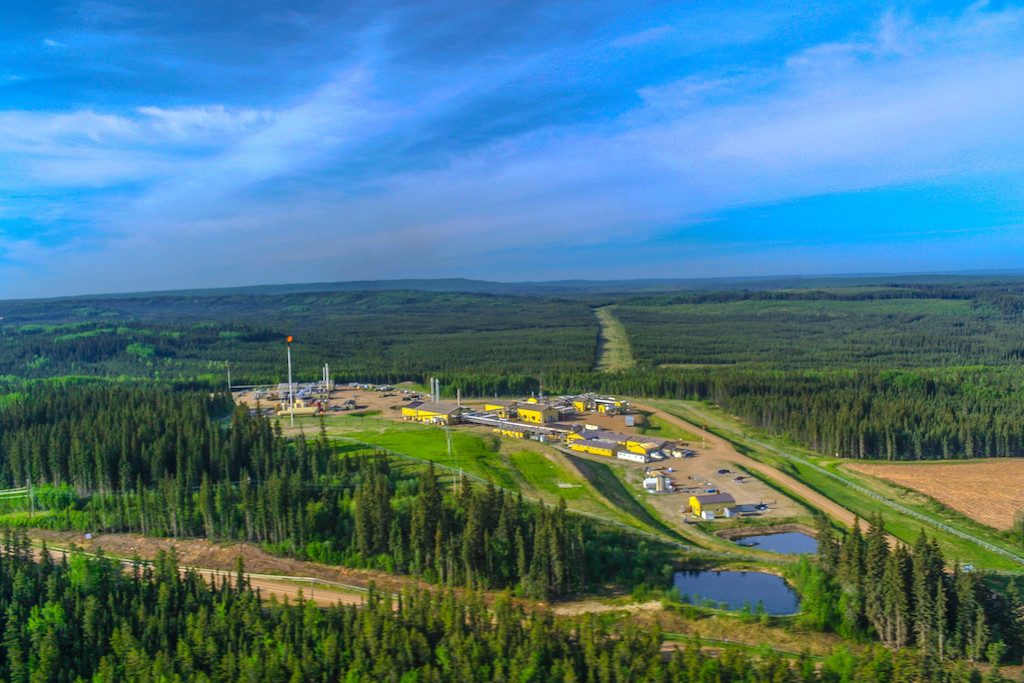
left=0, top=291, right=597, bottom=383
left=0, top=531, right=1004, bottom=682
left=0, top=384, right=670, bottom=599
left=613, top=285, right=1024, bottom=369
left=7, top=281, right=1024, bottom=459
left=797, top=516, right=1024, bottom=665
left=539, top=365, right=1024, bottom=460
left=1, top=369, right=1023, bottom=677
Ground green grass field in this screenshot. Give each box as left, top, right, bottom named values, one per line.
left=507, top=450, right=585, bottom=498
left=565, top=453, right=680, bottom=539
left=310, top=414, right=661, bottom=534
left=325, top=418, right=519, bottom=489
left=636, top=413, right=701, bottom=443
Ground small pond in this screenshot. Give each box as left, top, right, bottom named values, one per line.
left=673, top=570, right=800, bottom=615
left=734, top=532, right=818, bottom=555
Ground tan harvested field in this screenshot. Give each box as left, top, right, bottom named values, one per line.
left=846, top=459, right=1024, bottom=530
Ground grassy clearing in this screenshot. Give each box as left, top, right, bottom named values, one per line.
left=328, top=420, right=519, bottom=489
left=311, top=414, right=658, bottom=532
left=637, top=413, right=701, bottom=443
left=594, top=306, right=635, bottom=372
left=0, top=511, right=55, bottom=526
left=566, top=453, right=679, bottom=539
left=508, top=449, right=585, bottom=498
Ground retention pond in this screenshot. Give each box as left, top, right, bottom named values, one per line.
left=673, top=570, right=800, bottom=615
left=734, top=531, right=818, bottom=555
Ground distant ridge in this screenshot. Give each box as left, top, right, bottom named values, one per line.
left=8, top=270, right=1024, bottom=304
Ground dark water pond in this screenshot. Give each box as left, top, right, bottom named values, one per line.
left=735, top=532, right=818, bottom=554
left=673, top=570, right=800, bottom=615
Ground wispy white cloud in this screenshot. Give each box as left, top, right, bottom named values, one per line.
left=610, top=25, right=674, bottom=49
left=136, top=106, right=275, bottom=139
left=0, top=110, right=137, bottom=146
left=0, top=104, right=273, bottom=152
left=786, top=10, right=916, bottom=71
left=132, top=64, right=386, bottom=212
left=3, top=2, right=1024, bottom=296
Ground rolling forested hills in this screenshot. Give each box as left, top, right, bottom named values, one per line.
left=0, top=291, right=597, bottom=387
left=7, top=278, right=1024, bottom=459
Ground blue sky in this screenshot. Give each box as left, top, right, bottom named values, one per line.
left=2, top=1, right=1023, bottom=297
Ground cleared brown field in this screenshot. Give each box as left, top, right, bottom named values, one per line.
left=846, top=459, right=1024, bottom=530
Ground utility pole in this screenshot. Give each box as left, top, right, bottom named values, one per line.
left=226, top=361, right=231, bottom=392
left=26, top=478, right=33, bottom=519
left=287, top=336, right=295, bottom=427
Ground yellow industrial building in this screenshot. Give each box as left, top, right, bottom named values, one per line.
left=516, top=403, right=559, bottom=424
left=401, top=401, right=462, bottom=424
left=565, top=429, right=670, bottom=457
left=623, top=435, right=670, bottom=455
left=483, top=400, right=518, bottom=418
left=567, top=439, right=618, bottom=457
left=688, top=493, right=736, bottom=517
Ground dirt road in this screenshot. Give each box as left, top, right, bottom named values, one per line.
left=27, top=530, right=560, bottom=611
left=632, top=401, right=860, bottom=530
left=190, top=566, right=365, bottom=607
left=27, top=531, right=394, bottom=608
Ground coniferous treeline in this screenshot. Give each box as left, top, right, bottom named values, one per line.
left=0, top=384, right=233, bottom=492
left=9, top=284, right=1024, bottom=461
left=0, top=290, right=598, bottom=382
left=534, top=367, right=1024, bottom=460
left=797, top=515, right=1024, bottom=666
left=0, top=530, right=1009, bottom=682
left=0, top=385, right=670, bottom=599
left=0, top=530, right=659, bottom=682
left=614, top=286, right=1024, bottom=370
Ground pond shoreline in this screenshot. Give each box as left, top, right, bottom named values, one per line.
left=674, top=569, right=801, bottom=615
left=715, top=523, right=817, bottom=541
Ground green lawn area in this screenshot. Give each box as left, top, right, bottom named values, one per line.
left=566, top=454, right=678, bottom=538
left=508, top=449, right=586, bottom=499
left=637, top=413, right=701, bottom=443
left=327, top=419, right=519, bottom=489
left=310, top=414, right=662, bottom=533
